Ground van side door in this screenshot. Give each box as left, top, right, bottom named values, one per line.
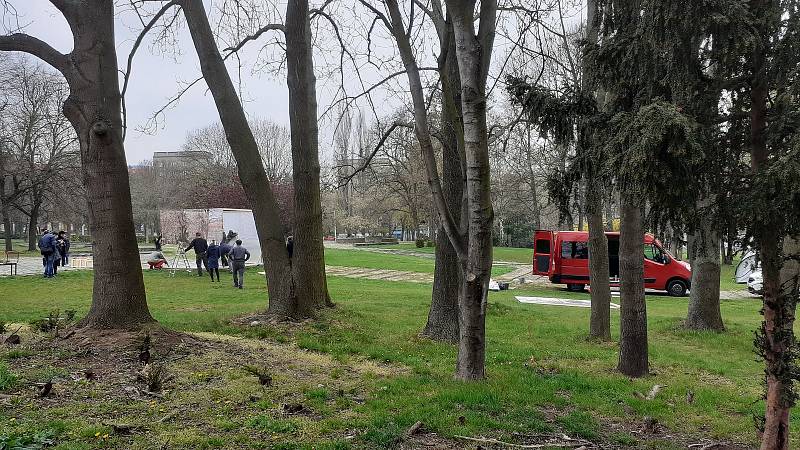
left=533, top=231, right=553, bottom=275
left=643, top=243, right=668, bottom=288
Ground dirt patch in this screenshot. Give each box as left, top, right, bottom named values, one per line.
left=0, top=328, right=398, bottom=448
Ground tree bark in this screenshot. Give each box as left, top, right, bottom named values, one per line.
left=424, top=12, right=464, bottom=343
left=586, top=181, right=611, bottom=340
left=749, top=1, right=795, bottom=445
left=617, top=192, right=648, bottom=377
left=286, top=0, right=331, bottom=311
left=448, top=0, right=496, bottom=381
left=180, top=0, right=301, bottom=318
left=26, top=201, right=39, bottom=251
left=582, top=0, right=611, bottom=341
left=1, top=206, right=11, bottom=251
left=381, top=0, right=495, bottom=379
left=14, top=1, right=158, bottom=328
left=685, top=209, right=724, bottom=331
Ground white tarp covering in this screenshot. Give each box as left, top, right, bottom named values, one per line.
left=221, top=209, right=262, bottom=264
left=516, top=296, right=620, bottom=309
left=735, top=251, right=758, bottom=284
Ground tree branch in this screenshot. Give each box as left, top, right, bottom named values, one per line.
left=338, top=121, right=412, bottom=187
left=222, top=23, right=285, bottom=55
left=0, top=34, right=69, bottom=75
left=121, top=0, right=181, bottom=140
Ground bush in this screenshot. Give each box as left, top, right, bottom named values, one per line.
left=425, top=240, right=435, bottom=247
left=415, top=239, right=425, bottom=248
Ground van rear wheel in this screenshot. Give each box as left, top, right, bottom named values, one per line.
left=667, top=279, right=688, bottom=297
left=567, top=283, right=586, bottom=292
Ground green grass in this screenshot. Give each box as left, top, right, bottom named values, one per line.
left=325, top=248, right=436, bottom=273
left=0, top=254, right=782, bottom=448
left=324, top=247, right=514, bottom=276
left=0, top=362, right=18, bottom=391
left=396, top=242, right=533, bottom=264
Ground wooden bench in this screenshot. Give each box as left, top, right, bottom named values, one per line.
left=0, top=251, right=19, bottom=276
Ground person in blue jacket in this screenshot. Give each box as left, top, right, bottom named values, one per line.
left=206, top=239, right=221, bottom=282
left=37, top=228, right=56, bottom=278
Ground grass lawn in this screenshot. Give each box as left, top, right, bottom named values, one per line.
left=396, top=242, right=534, bottom=264
left=0, top=261, right=784, bottom=449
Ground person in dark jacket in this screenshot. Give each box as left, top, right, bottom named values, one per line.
left=52, top=243, right=62, bottom=276
left=154, top=233, right=163, bottom=251
left=56, top=231, right=70, bottom=266
left=206, top=239, right=221, bottom=282
left=185, top=232, right=209, bottom=276
left=219, top=239, right=232, bottom=270
left=229, top=239, right=250, bottom=289
left=286, top=236, right=294, bottom=259
left=38, top=228, right=56, bottom=278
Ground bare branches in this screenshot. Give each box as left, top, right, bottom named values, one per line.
left=222, top=22, right=285, bottom=55
left=0, top=34, right=69, bottom=75
left=338, top=120, right=412, bottom=187
left=320, top=66, right=438, bottom=122
left=121, top=0, right=181, bottom=140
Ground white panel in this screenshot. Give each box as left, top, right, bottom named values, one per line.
left=222, top=210, right=262, bottom=264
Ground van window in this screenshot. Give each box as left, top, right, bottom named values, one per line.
left=561, top=241, right=588, bottom=259
left=644, top=244, right=667, bottom=264
left=535, top=239, right=550, bottom=254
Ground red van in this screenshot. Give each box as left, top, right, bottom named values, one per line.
left=532, top=230, right=692, bottom=297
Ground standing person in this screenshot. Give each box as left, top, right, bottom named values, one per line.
left=229, top=239, right=250, bottom=289
left=57, top=231, right=70, bottom=267
left=154, top=233, right=163, bottom=251
left=38, top=229, right=56, bottom=278
left=219, top=237, right=232, bottom=271
left=185, top=232, right=209, bottom=277
left=52, top=243, right=62, bottom=276
left=206, top=239, right=221, bottom=282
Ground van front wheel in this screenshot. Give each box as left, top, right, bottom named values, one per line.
left=667, top=279, right=688, bottom=297
left=567, top=283, right=586, bottom=292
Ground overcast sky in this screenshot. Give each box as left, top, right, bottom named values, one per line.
left=5, top=1, right=585, bottom=165
left=7, top=1, right=294, bottom=164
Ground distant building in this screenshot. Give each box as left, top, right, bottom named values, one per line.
left=152, top=150, right=212, bottom=177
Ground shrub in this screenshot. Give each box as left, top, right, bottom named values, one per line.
left=425, top=240, right=435, bottom=247
left=414, top=239, right=425, bottom=248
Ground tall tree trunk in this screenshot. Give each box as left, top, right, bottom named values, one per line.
left=286, top=0, right=331, bottom=310
left=525, top=127, right=541, bottom=230
left=448, top=0, right=495, bottom=381
left=180, top=0, right=301, bottom=318
left=26, top=1, right=157, bottom=328
left=1, top=206, right=11, bottom=251
left=617, top=192, right=648, bottom=377
left=383, top=0, right=495, bottom=380
left=723, top=222, right=736, bottom=265
left=586, top=181, right=611, bottom=340
left=26, top=201, right=39, bottom=252
left=749, top=1, right=795, bottom=445
left=425, top=15, right=464, bottom=343
left=581, top=0, right=610, bottom=341
left=685, top=208, right=724, bottom=331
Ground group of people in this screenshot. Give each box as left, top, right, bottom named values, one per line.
left=147, top=232, right=251, bottom=289
left=37, top=228, right=71, bottom=278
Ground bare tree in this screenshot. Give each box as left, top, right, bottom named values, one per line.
left=179, top=0, right=303, bottom=317
left=358, top=0, right=496, bottom=379
left=0, top=1, right=155, bottom=328
left=2, top=60, right=80, bottom=251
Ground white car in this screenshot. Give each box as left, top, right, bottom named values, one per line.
left=748, top=269, right=763, bottom=295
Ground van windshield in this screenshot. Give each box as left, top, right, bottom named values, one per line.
left=644, top=244, right=668, bottom=264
